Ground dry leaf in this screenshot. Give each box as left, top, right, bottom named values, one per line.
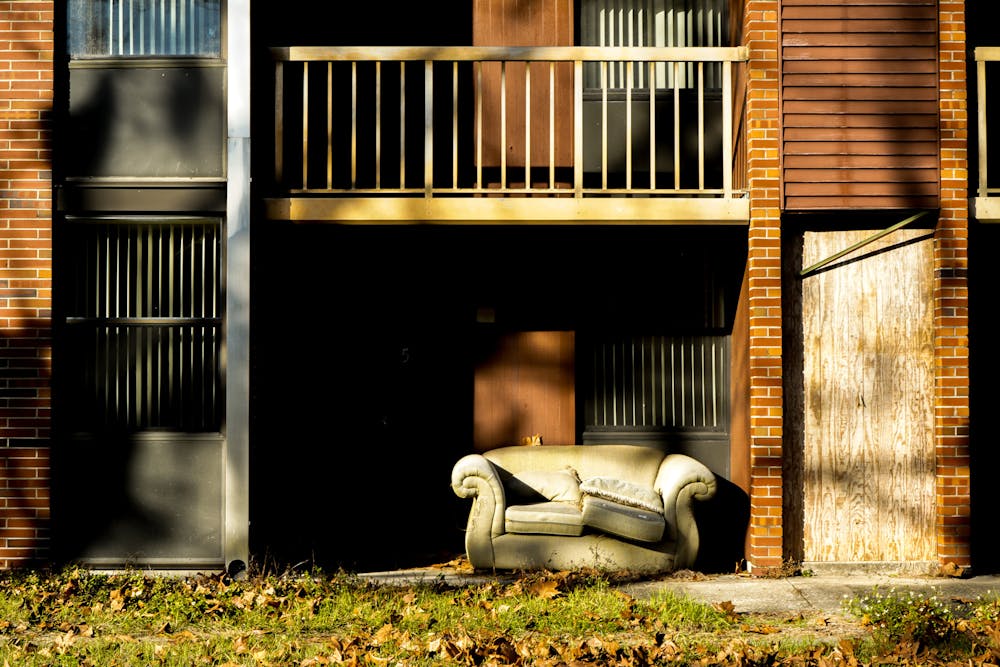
left=372, top=623, right=395, bottom=645
left=527, top=579, right=561, bottom=599
left=713, top=600, right=738, bottom=620
left=939, top=561, right=968, bottom=578
left=741, top=623, right=780, bottom=634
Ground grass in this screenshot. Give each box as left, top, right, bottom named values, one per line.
left=1, top=565, right=999, bottom=665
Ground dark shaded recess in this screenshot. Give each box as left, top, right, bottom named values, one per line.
left=694, top=477, right=750, bottom=573
left=968, top=0, right=1000, bottom=576
left=969, top=222, right=1000, bottom=573
left=249, top=223, right=748, bottom=572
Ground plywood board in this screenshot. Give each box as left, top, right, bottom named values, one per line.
left=800, top=229, right=935, bottom=562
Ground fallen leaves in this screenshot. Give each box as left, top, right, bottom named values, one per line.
left=9, top=566, right=1000, bottom=667
left=713, top=599, right=738, bottom=621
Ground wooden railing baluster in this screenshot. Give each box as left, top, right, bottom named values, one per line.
left=549, top=62, right=555, bottom=191
left=425, top=60, right=433, bottom=196
left=302, top=61, right=308, bottom=189
left=698, top=61, right=704, bottom=191
left=722, top=59, right=733, bottom=200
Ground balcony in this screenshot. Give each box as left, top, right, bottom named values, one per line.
left=976, top=47, right=1000, bottom=222
left=265, top=45, right=749, bottom=225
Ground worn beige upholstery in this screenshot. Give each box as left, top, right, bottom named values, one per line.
left=451, top=444, right=716, bottom=573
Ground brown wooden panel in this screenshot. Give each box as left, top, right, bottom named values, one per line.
left=786, top=195, right=940, bottom=209
left=730, top=264, right=751, bottom=501
left=783, top=19, right=936, bottom=33
left=782, top=0, right=935, bottom=4
left=799, top=230, right=935, bottom=562
left=474, top=0, right=574, bottom=170
left=783, top=73, right=937, bottom=87
left=783, top=87, right=937, bottom=101
left=473, top=331, right=576, bottom=451
left=784, top=141, right=937, bottom=155
left=785, top=181, right=938, bottom=196
left=783, top=5, right=936, bottom=19
left=783, top=59, right=937, bottom=74
left=784, top=168, right=938, bottom=183
left=783, top=46, right=936, bottom=60
left=784, top=153, right=938, bottom=169
left=783, top=127, right=938, bottom=142
left=780, top=0, right=940, bottom=211
left=783, top=99, right=937, bottom=114
left=783, top=113, right=937, bottom=128
left=783, top=33, right=937, bottom=47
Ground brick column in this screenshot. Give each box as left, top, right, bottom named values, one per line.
left=744, top=0, right=784, bottom=571
left=0, top=0, right=53, bottom=568
left=935, top=0, right=971, bottom=569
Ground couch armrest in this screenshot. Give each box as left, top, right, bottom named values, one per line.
left=451, top=454, right=507, bottom=568
left=654, top=454, right=717, bottom=569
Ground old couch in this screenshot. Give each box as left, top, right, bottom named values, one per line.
left=451, top=444, right=717, bottom=573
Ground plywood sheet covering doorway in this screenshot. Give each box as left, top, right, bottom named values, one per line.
left=797, top=229, right=935, bottom=563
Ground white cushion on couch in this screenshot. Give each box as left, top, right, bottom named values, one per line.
left=579, top=476, right=663, bottom=513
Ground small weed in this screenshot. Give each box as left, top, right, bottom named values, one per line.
left=843, top=587, right=955, bottom=646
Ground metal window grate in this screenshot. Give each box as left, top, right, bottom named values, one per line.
left=68, top=0, right=222, bottom=57
left=580, top=0, right=727, bottom=89
left=585, top=334, right=728, bottom=432
left=60, top=218, right=223, bottom=433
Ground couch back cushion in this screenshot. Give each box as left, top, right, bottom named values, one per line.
left=484, top=445, right=665, bottom=488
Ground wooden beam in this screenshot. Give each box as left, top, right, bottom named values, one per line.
left=264, top=196, right=750, bottom=224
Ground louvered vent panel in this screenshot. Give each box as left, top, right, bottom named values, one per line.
left=585, top=335, right=729, bottom=432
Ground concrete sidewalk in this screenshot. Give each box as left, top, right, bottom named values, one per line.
left=617, top=573, right=1000, bottom=616
left=359, top=568, right=1000, bottom=617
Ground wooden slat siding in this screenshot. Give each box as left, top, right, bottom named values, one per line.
left=473, top=0, right=574, bottom=171
left=780, top=0, right=940, bottom=210
left=785, top=154, right=938, bottom=168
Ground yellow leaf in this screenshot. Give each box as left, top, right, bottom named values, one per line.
left=527, top=580, right=561, bottom=599
left=372, top=623, right=395, bottom=645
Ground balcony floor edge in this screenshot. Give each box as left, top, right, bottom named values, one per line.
left=263, top=196, right=751, bottom=225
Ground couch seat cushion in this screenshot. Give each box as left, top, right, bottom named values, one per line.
left=581, top=496, right=666, bottom=543
left=580, top=477, right=664, bottom=513
left=505, top=502, right=585, bottom=537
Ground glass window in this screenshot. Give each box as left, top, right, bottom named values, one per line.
left=68, top=0, right=222, bottom=58
left=579, top=0, right=728, bottom=89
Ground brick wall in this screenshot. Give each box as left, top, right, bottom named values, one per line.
left=744, top=0, right=784, bottom=571
left=0, top=0, right=53, bottom=567
left=935, top=0, right=971, bottom=569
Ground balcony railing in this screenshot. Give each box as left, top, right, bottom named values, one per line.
left=268, top=45, right=749, bottom=224
left=976, top=47, right=1000, bottom=221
